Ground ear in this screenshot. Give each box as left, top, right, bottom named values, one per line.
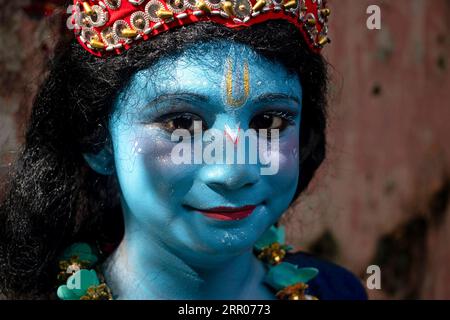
left=83, top=146, right=114, bottom=176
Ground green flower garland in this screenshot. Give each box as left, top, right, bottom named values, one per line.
left=56, top=226, right=318, bottom=300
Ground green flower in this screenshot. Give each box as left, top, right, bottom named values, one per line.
left=57, top=269, right=100, bottom=300
left=264, top=262, right=319, bottom=291
left=254, top=225, right=292, bottom=251
left=60, top=243, right=98, bottom=267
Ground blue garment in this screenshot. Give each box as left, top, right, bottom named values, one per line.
left=283, top=252, right=368, bottom=300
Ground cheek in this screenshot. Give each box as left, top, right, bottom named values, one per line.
left=141, top=136, right=197, bottom=198
left=113, top=128, right=197, bottom=210
left=265, top=132, right=300, bottom=197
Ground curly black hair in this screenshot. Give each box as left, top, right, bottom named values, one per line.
left=0, top=20, right=328, bottom=299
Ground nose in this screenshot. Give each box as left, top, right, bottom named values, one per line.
left=199, top=114, right=260, bottom=192
left=199, top=164, right=260, bottom=192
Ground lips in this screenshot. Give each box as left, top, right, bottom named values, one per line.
left=195, top=205, right=257, bottom=221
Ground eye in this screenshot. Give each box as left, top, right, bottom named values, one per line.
left=155, top=113, right=206, bottom=134
left=249, top=111, right=294, bottom=132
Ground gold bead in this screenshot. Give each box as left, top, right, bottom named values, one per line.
left=221, top=1, right=235, bottom=16
left=306, top=17, right=316, bottom=26
left=252, top=0, right=266, bottom=12
left=320, top=8, right=331, bottom=17
left=82, top=2, right=94, bottom=16
left=196, top=0, right=211, bottom=14
left=156, top=9, right=174, bottom=19
left=90, top=38, right=105, bottom=49
left=283, top=0, right=297, bottom=9
left=238, top=4, right=246, bottom=11
left=318, top=36, right=330, bottom=46
left=121, top=28, right=138, bottom=38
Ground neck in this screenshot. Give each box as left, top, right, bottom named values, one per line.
left=103, top=224, right=272, bottom=300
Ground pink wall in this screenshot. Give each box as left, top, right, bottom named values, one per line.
left=285, top=0, right=450, bottom=299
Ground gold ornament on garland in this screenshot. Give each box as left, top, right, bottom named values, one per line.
left=80, top=283, right=113, bottom=300
left=257, top=242, right=288, bottom=265
left=276, top=283, right=318, bottom=300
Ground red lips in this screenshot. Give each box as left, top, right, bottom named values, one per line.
left=196, top=205, right=257, bottom=221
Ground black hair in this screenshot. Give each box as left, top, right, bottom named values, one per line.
left=0, top=20, right=328, bottom=299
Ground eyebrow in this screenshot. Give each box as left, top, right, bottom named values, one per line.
left=141, top=92, right=300, bottom=111
left=253, top=93, right=301, bottom=105
left=143, top=92, right=209, bottom=110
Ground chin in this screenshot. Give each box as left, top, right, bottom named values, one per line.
left=183, top=246, right=252, bottom=270
left=167, top=236, right=254, bottom=267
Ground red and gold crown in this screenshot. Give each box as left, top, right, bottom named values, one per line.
left=71, top=0, right=330, bottom=57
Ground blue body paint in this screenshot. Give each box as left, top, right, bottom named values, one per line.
left=85, top=40, right=303, bottom=299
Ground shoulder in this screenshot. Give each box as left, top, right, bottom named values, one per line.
left=284, top=251, right=368, bottom=300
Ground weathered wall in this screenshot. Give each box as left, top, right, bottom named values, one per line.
left=0, top=0, right=64, bottom=171
left=284, top=0, right=450, bottom=299
left=0, top=0, right=449, bottom=299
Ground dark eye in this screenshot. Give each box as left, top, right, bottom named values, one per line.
left=249, top=112, right=292, bottom=132
left=157, top=113, right=206, bottom=134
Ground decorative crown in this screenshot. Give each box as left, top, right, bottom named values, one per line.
left=71, top=0, right=331, bottom=57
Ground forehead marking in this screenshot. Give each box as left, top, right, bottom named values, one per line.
left=225, top=57, right=250, bottom=108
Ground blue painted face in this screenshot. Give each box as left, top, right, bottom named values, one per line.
left=101, top=40, right=302, bottom=268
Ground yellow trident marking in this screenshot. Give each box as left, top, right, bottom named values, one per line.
left=225, top=58, right=250, bottom=108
